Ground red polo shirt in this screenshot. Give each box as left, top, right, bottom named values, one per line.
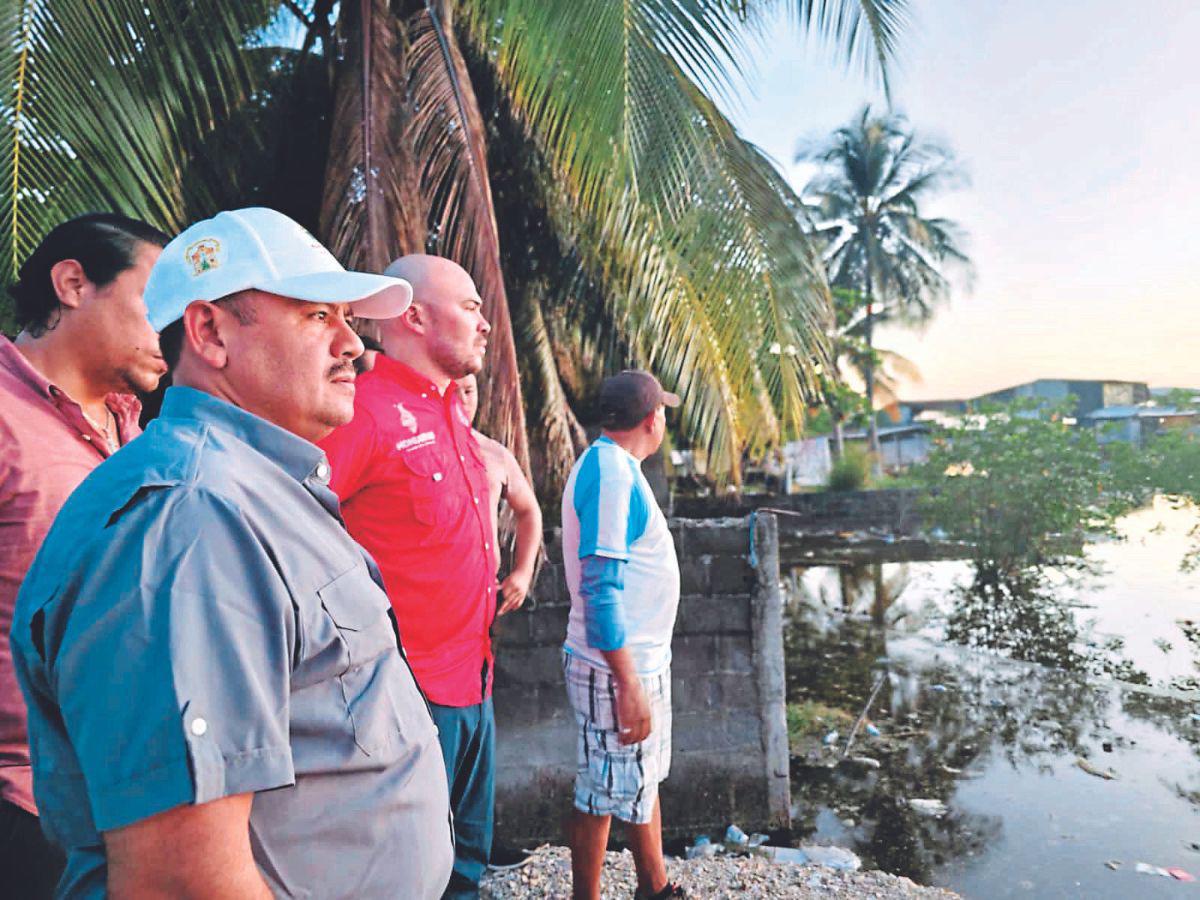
left=0, top=336, right=142, bottom=815
left=319, top=356, right=495, bottom=707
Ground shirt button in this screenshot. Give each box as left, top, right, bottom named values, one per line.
left=473, top=496, right=479, bottom=504
left=190, top=718, right=208, bottom=736
left=432, top=472, right=443, bottom=482
left=315, top=462, right=330, bottom=481
left=460, top=455, right=465, bottom=462
left=82, top=435, right=92, bottom=442
left=485, top=543, right=490, bottom=551
left=421, top=393, right=427, bottom=399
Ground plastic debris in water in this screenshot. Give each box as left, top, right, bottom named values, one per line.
left=865, top=723, right=881, bottom=737
left=1135, top=862, right=1171, bottom=877
left=1104, top=860, right=1121, bottom=870
left=823, top=730, right=839, bottom=746
left=724, top=825, right=749, bottom=847
left=1169, top=868, right=1196, bottom=882
left=685, top=835, right=723, bottom=859
left=929, top=684, right=949, bottom=693
left=907, top=798, right=948, bottom=817
left=847, top=756, right=881, bottom=769
left=1076, top=757, right=1118, bottom=780
left=754, top=845, right=862, bottom=871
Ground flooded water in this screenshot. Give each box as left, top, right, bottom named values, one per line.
left=794, top=496, right=1200, bottom=686
left=783, top=496, right=1200, bottom=897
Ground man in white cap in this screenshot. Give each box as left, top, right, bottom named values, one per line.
left=10, top=208, right=453, bottom=899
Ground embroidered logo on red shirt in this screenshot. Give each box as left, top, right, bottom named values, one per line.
left=394, top=402, right=418, bottom=434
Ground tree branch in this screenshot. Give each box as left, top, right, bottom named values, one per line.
left=280, top=0, right=312, bottom=28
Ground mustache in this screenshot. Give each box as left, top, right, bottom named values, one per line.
left=328, top=361, right=356, bottom=380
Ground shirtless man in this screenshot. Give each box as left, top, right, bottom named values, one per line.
left=457, top=373, right=542, bottom=614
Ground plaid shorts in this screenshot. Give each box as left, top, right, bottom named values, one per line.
left=563, top=651, right=672, bottom=825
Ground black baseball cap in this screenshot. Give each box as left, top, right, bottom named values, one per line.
left=599, top=370, right=681, bottom=431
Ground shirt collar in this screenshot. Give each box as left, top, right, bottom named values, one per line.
left=0, top=335, right=55, bottom=400
left=159, top=385, right=326, bottom=483
left=370, top=354, right=457, bottom=401
left=0, top=335, right=143, bottom=430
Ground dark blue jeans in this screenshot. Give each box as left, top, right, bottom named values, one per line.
left=0, top=800, right=65, bottom=899
left=428, top=698, right=495, bottom=900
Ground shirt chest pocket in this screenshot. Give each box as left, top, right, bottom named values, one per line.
left=316, top=567, right=408, bottom=756
left=394, top=446, right=460, bottom=530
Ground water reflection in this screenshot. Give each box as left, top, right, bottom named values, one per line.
left=784, top=608, right=1200, bottom=897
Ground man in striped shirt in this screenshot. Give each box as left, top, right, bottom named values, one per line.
left=560, top=371, right=686, bottom=900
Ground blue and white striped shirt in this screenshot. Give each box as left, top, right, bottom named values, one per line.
left=561, top=436, right=680, bottom=675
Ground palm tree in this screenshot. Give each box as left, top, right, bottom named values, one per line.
left=799, top=106, right=968, bottom=468
left=824, top=285, right=920, bottom=456
left=1, top=1, right=911, bottom=491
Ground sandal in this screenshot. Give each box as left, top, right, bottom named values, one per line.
left=634, top=882, right=687, bottom=900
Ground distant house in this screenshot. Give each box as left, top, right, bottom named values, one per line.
left=1079, top=405, right=1199, bottom=446
left=899, top=379, right=1156, bottom=429
left=844, top=423, right=933, bottom=471
left=974, top=379, right=1150, bottom=417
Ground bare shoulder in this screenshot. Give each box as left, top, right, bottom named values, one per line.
left=471, top=429, right=509, bottom=468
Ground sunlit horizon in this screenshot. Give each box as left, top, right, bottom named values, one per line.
left=722, top=0, right=1200, bottom=401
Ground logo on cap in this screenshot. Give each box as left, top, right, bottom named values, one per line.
left=185, top=238, right=221, bottom=276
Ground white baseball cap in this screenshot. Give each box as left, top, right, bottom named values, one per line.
left=144, top=207, right=413, bottom=331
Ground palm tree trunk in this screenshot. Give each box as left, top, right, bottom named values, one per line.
left=319, top=0, right=529, bottom=475
left=863, top=292, right=883, bottom=476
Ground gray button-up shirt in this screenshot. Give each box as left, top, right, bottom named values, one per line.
left=11, top=386, right=452, bottom=898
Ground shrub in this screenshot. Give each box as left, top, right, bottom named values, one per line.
left=827, top=445, right=871, bottom=492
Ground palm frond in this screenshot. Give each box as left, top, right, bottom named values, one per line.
left=0, top=1, right=275, bottom=322
left=407, top=0, right=528, bottom=470
left=457, top=0, right=901, bottom=479
left=318, top=0, right=528, bottom=471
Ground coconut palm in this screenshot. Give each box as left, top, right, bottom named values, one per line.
left=1, top=1, right=911, bottom=488
left=821, top=288, right=919, bottom=455
left=799, top=105, right=969, bottom=466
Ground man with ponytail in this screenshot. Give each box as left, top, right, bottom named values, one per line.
left=0, top=213, right=168, bottom=898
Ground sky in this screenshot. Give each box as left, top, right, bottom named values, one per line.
left=719, top=0, right=1200, bottom=401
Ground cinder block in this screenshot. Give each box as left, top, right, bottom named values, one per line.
left=669, top=634, right=720, bottom=678
left=677, top=555, right=709, bottom=595
left=496, top=645, right=565, bottom=687
left=527, top=604, right=571, bottom=645
left=674, top=595, right=751, bottom=636
left=681, top=520, right=752, bottom=556
left=707, top=556, right=755, bottom=595
left=712, top=671, right=760, bottom=710
left=491, top=608, right=528, bottom=645
left=717, top=634, right=754, bottom=674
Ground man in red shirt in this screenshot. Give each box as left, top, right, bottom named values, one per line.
left=0, top=213, right=168, bottom=898
left=320, top=254, right=496, bottom=899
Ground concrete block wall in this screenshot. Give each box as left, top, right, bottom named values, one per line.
left=491, top=515, right=789, bottom=845
left=671, top=487, right=924, bottom=535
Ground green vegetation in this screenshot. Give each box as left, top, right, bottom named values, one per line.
left=787, top=700, right=855, bottom=749
left=912, top=400, right=1146, bottom=679
left=827, top=444, right=873, bottom=492
left=0, top=1, right=913, bottom=492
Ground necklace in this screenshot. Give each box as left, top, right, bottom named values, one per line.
left=82, top=405, right=119, bottom=454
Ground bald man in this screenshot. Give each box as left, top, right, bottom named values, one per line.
left=319, top=256, right=497, bottom=899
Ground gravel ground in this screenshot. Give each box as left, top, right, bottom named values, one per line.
left=481, top=845, right=961, bottom=899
